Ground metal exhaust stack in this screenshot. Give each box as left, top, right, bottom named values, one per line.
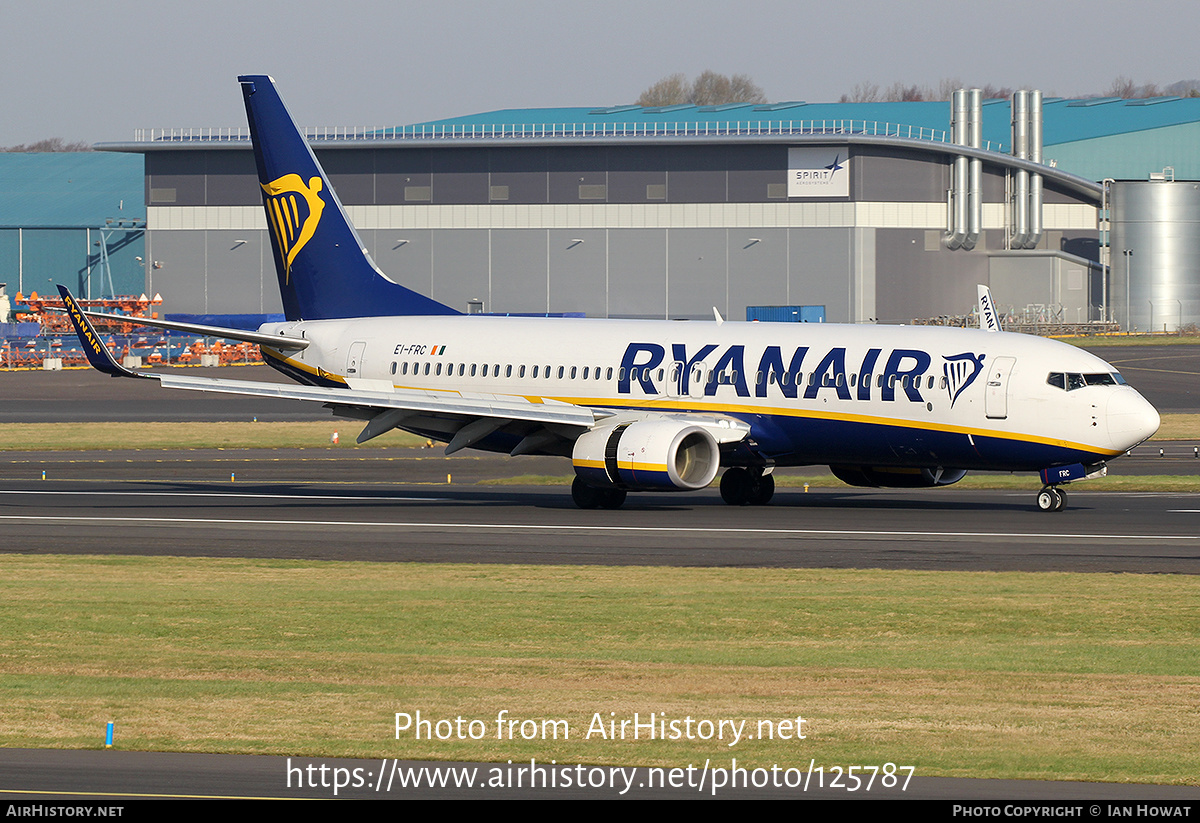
left=1024, top=89, right=1044, bottom=248
left=945, top=89, right=969, bottom=249
left=1011, top=90, right=1030, bottom=248
left=962, top=88, right=983, bottom=251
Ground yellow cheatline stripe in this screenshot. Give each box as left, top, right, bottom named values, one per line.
left=618, top=461, right=669, bottom=473
left=550, top=394, right=1121, bottom=456
left=261, top=354, right=1119, bottom=457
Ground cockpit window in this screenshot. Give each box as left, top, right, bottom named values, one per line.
left=1048, top=371, right=1126, bottom=391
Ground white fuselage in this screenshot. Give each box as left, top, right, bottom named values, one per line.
left=259, top=315, right=1159, bottom=472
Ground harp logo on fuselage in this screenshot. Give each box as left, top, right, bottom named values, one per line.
left=262, top=174, right=325, bottom=283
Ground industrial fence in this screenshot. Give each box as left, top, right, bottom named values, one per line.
left=133, top=120, right=1007, bottom=152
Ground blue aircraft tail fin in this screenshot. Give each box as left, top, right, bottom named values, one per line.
left=238, top=75, right=458, bottom=321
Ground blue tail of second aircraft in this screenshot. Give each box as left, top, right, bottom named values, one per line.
left=239, top=75, right=459, bottom=321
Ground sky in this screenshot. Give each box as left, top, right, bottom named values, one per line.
left=2, top=0, right=1198, bottom=146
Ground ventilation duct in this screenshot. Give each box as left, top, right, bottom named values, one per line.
left=963, top=88, right=983, bottom=251
left=945, top=89, right=983, bottom=251
left=944, top=90, right=969, bottom=249
left=1011, top=91, right=1030, bottom=248
left=1026, top=90, right=1044, bottom=248
left=1010, top=90, right=1044, bottom=249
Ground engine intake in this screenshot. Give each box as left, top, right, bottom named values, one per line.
left=573, top=420, right=720, bottom=492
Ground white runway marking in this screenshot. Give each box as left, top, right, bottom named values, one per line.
left=0, top=514, right=1194, bottom=541
left=0, top=489, right=443, bottom=502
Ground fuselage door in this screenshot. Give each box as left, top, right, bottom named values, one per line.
left=346, top=340, right=367, bottom=376
left=667, top=361, right=685, bottom=399
left=689, top=363, right=709, bottom=400
left=985, top=356, right=1016, bottom=419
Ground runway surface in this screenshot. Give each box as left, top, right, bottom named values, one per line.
left=1095, top=344, right=1200, bottom=413
left=0, top=365, right=323, bottom=422
left=2, top=748, right=1198, bottom=801
left=1, top=450, right=1197, bottom=573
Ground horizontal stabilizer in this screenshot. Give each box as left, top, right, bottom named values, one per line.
left=58, top=307, right=309, bottom=350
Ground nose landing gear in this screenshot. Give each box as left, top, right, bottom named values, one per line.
left=1036, top=486, right=1067, bottom=512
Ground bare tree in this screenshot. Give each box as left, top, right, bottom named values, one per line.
left=1165, top=79, right=1200, bottom=97
left=936, top=78, right=965, bottom=101
left=728, top=73, right=767, bottom=105
left=637, top=71, right=766, bottom=107
left=636, top=73, right=689, bottom=107
left=2, top=137, right=92, bottom=152
left=978, top=84, right=1015, bottom=100
left=1106, top=76, right=1137, bottom=98
left=885, top=82, right=927, bottom=102
left=840, top=82, right=881, bottom=103
left=836, top=76, right=1200, bottom=102
left=690, top=70, right=733, bottom=106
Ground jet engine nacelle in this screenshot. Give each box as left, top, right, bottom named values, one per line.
left=573, top=420, right=721, bottom=491
left=830, top=465, right=968, bottom=488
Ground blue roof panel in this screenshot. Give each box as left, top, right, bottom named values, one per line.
left=406, top=97, right=1200, bottom=152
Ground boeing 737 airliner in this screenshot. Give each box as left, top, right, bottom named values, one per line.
left=60, top=76, right=1160, bottom=512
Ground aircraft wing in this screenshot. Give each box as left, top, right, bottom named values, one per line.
left=157, top=372, right=599, bottom=428
left=57, top=285, right=600, bottom=450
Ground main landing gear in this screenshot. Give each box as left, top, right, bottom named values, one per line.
left=1036, top=486, right=1068, bottom=512
left=571, top=477, right=627, bottom=509
left=719, top=467, right=775, bottom=506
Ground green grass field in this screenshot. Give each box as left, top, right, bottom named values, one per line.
left=0, top=556, right=1195, bottom=784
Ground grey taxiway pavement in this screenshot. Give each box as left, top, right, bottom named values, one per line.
left=0, top=460, right=1198, bottom=573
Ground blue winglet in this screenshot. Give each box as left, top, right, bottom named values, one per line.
left=56, top=285, right=148, bottom=379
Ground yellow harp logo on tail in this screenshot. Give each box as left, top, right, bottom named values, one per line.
left=262, top=174, right=326, bottom=283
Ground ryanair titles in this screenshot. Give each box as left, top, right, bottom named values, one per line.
left=618, top=342, right=986, bottom=406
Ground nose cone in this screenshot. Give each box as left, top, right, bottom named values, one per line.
left=1106, top=388, right=1160, bottom=452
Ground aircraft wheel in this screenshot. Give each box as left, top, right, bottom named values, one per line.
left=1036, top=487, right=1058, bottom=512
left=600, top=488, right=627, bottom=509
left=746, top=473, right=775, bottom=506
left=1053, top=487, right=1067, bottom=512
left=572, top=477, right=605, bottom=509
left=720, top=468, right=750, bottom=505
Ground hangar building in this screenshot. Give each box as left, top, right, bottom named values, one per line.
left=96, top=90, right=1200, bottom=329
left=0, top=152, right=145, bottom=300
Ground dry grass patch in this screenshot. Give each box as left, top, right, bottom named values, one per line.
left=0, top=556, right=1196, bottom=784
left=0, top=421, right=427, bottom=451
